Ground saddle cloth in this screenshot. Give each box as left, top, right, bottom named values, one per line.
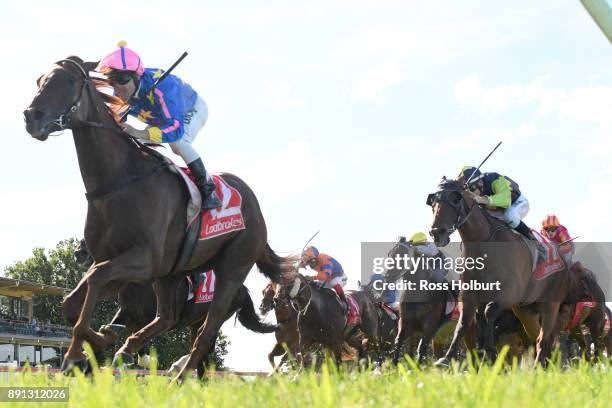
left=186, top=270, right=216, bottom=304
left=179, top=169, right=246, bottom=240
left=346, top=294, right=361, bottom=326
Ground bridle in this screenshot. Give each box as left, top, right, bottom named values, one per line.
left=36, top=59, right=169, bottom=201
left=47, top=59, right=103, bottom=133
left=276, top=276, right=312, bottom=314
left=427, top=180, right=477, bottom=236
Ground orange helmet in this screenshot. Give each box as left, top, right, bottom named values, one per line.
left=301, top=246, right=319, bottom=264
left=542, top=215, right=560, bottom=229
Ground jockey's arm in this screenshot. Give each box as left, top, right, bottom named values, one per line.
left=486, top=176, right=512, bottom=208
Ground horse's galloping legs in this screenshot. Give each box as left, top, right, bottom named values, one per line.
left=392, top=318, right=410, bottom=365
left=174, top=262, right=252, bottom=381
left=440, top=300, right=476, bottom=364
left=535, top=301, right=562, bottom=367
left=114, top=274, right=185, bottom=361
left=64, top=246, right=152, bottom=363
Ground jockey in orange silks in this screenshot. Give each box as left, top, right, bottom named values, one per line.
left=541, top=215, right=574, bottom=265
left=300, top=246, right=348, bottom=304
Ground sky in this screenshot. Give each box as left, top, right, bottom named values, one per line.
left=1, top=0, right=611, bottom=371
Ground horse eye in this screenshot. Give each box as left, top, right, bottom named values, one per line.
left=67, top=76, right=76, bottom=85
left=450, top=191, right=462, bottom=204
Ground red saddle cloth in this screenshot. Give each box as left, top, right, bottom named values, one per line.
left=187, top=270, right=216, bottom=304
left=180, top=169, right=246, bottom=240
left=566, top=300, right=596, bottom=331
left=346, top=294, right=361, bottom=326
left=531, top=230, right=565, bottom=280
left=380, top=302, right=398, bottom=321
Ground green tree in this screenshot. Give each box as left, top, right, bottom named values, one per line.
left=3, top=238, right=229, bottom=370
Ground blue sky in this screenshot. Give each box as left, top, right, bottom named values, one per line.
left=1, top=0, right=611, bottom=370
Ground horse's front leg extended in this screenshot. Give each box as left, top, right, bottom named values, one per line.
left=436, top=300, right=476, bottom=367
left=113, top=274, right=185, bottom=367
left=63, top=247, right=152, bottom=369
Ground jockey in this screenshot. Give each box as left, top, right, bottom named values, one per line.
left=97, top=41, right=221, bottom=210
left=541, top=215, right=574, bottom=265
left=459, top=166, right=546, bottom=258
left=368, top=272, right=398, bottom=310
left=300, top=246, right=348, bottom=305
left=409, top=232, right=448, bottom=283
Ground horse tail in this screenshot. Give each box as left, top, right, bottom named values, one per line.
left=236, top=286, right=278, bottom=334
left=256, top=243, right=298, bottom=283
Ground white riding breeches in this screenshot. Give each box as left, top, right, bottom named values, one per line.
left=323, top=275, right=348, bottom=289
left=503, top=194, right=529, bottom=228
left=169, top=96, right=209, bottom=165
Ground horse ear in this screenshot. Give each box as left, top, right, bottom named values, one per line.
left=83, top=60, right=100, bottom=72
left=36, top=74, right=44, bottom=87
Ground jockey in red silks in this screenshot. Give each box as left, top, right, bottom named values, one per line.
left=541, top=215, right=574, bottom=265
left=300, top=246, right=348, bottom=305
left=97, top=41, right=221, bottom=210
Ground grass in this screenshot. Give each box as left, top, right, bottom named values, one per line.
left=1, top=350, right=611, bottom=408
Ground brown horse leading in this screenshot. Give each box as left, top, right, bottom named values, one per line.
left=24, top=57, right=296, bottom=380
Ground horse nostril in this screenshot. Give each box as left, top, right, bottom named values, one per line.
left=33, top=109, right=46, bottom=121
left=23, top=107, right=46, bottom=123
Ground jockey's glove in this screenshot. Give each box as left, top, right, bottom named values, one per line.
left=469, top=191, right=490, bottom=206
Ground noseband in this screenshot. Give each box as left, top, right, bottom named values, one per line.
left=427, top=181, right=476, bottom=236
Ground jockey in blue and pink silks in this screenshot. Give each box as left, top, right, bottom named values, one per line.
left=97, top=41, right=221, bottom=210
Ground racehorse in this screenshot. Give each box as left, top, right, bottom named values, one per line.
left=359, top=283, right=398, bottom=361
left=427, top=177, right=569, bottom=366
left=275, top=272, right=380, bottom=368
left=72, top=239, right=276, bottom=376
left=24, top=56, right=296, bottom=380
left=385, top=237, right=473, bottom=365
left=557, top=263, right=608, bottom=361
left=260, top=282, right=299, bottom=370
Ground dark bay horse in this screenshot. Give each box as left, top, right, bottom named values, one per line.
left=260, top=282, right=299, bottom=370
left=557, top=264, right=608, bottom=361
left=427, top=178, right=569, bottom=367
left=275, top=273, right=380, bottom=367
left=24, top=57, right=295, bottom=379
left=73, top=239, right=276, bottom=375
left=359, top=283, right=398, bottom=361
left=385, top=237, right=473, bottom=365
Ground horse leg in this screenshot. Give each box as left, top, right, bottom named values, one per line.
left=417, top=318, right=437, bottom=366
left=435, top=300, right=476, bottom=367
left=483, top=302, right=503, bottom=363
left=113, top=274, right=185, bottom=367
left=268, top=343, right=284, bottom=370
left=62, top=275, right=126, bottom=355
left=535, top=301, right=562, bottom=367
left=63, top=248, right=151, bottom=370
left=392, top=318, right=410, bottom=365
left=174, top=261, right=252, bottom=381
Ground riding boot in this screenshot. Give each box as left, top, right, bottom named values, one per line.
left=333, top=283, right=348, bottom=313
left=187, top=158, right=221, bottom=210
left=515, top=221, right=547, bottom=262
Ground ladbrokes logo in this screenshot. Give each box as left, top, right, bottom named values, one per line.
left=200, top=176, right=246, bottom=240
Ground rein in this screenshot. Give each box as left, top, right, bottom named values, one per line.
left=51, top=59, right=170, bottom=201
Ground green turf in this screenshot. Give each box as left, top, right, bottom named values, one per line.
left=1, top=350, right=610, bottom=408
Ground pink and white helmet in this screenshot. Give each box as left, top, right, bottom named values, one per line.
left=98, top=40, right=144, bottom=76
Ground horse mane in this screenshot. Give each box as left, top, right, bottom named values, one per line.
left=437, top=177, right=463, bottom=192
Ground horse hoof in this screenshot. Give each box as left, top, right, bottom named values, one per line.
left=112, top=352, right=135, bottom=369
left=61, top=358, right=91, bottom=375
left=433, top=357, right=450, bottom=368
